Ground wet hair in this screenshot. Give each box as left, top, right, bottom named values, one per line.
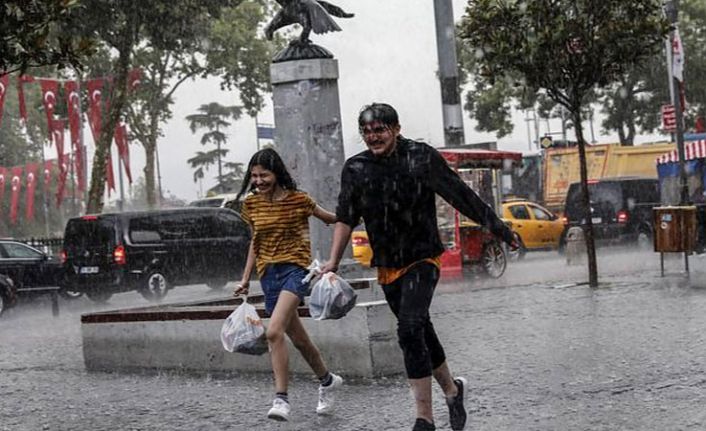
left=236, top=148, right=297, bottom=201
left=358, top=103, right=399, bottom=132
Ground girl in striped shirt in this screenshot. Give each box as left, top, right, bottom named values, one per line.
left=233, top=148, right=342, bottom=422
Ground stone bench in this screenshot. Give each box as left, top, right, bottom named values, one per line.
left=81, top=278, right=403, bottom=378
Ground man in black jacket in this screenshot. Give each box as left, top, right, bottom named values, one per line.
left=322, top=103, right=516, bottom=431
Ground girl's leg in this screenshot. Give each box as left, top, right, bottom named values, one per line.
left=267, top=290, right=303, bottom=393
left=286, top=312, right=328, bottom=377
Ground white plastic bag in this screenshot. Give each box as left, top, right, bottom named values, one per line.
left=220, top=302, right=268, bottom=355
left=309, top=272, right=357, bottom=320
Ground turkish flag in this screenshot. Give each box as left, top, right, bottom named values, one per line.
left=0, top=166, right=7, bottom=215
left=9, top=166, right=23, bottom=224
left=24, top=163, right=39, bottom=220
left=39, top=79, right=60, bottom=141
left=56, top=154, right=70, bottom=207
left=64, top=80, right=85, bottom=191
left=0, top=74, right=9, bottom=128
left=86, top=78, right=105, bottom=144
left=114, top=123, right=132, bottom=184
left=43, top=160, right=54, bottom=192
left=128, top=68, right=142, bottom=92
left=17, top=75, right=35, bottom=125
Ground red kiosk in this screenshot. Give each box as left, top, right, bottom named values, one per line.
left=437, top=148, right=523, bottom=279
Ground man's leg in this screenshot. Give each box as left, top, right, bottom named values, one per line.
left=382, top=263, right=441, bottom=427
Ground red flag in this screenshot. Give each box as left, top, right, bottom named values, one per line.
left=86, top=78, right=105, bottom=143
left=43, top=160, right=54, bottom=192
left=0, top=167, right=7, bottom=215
left=17, top=75, right=35, bottom=124
left=9, top=167, right=23, bottom=224
left=39, top=79, right=60, bottom=141
left=56, top=154, right=70, bottom=207
left=128, top=68, right=142, bottom=92
left=0, top=74, right=9, bottom=128
left=24, top=163, right=39, bottom=220
left=64, top=80, right=85, bottom=191
left=114, top=123, right=132, bottom=184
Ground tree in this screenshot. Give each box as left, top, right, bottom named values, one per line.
left=124, top=1, right=273, bottom=208
left=75, top=0, right=245, bottom=213
left=186, top=102, right=242, bottom=193
left=460, top=0, right=669, bottom=287
left=0, top=0, right=94, bottom=74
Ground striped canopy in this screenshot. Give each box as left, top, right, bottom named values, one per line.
left=656, top=139, right=706, bottom=165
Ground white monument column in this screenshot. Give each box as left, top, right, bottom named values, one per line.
left=270, top=58, right=347, bottom=261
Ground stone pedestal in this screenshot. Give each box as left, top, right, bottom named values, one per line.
left=270, top=58, right=347, bottom=261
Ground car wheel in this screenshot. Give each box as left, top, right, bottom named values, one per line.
left=207, top=279, right=228, bottom=290
left=507, top=233, right=526, bottom=261
left=637, top=228, right=652, bottom=250
left=85, top=290, right=113, bottom=303
left=59, top=287, right=84, bottom=300
left=0, top=293, right=6, bottom=317
left=140, top=270, right=169, bottom=302
left=481, top=241, right=507, bottom=278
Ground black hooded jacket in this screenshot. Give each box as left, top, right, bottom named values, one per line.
left=336, top=136, right=514, bottom=268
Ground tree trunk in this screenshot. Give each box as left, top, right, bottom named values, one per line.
left=143, top=111, right=160, bottom=209
left=573, top=107, right=599, bottom=287
left=86, top=44, right=133, bottom=214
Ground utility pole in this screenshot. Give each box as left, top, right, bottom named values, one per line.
left=664, top=0, right=689, bottom=205
left=433, top=0, right=465, bottom=147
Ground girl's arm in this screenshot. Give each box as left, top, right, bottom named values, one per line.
left=234, top=236, right=256, bottom=296
left=313, top=204, right=337, bottom=225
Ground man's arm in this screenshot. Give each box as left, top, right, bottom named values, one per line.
left=321, top=222, right=353, bottom=273
left=429, top=148, right=516, bottom=246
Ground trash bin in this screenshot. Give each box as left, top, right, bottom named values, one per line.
left=653, top=206, right=697, bottom=253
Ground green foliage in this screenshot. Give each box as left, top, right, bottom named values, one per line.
left=0, top=0, right=95, bottom=74
left=459, top=0, right=669, bottom=142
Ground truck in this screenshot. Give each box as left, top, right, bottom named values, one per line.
left=541, top=142, right=676, bottom=213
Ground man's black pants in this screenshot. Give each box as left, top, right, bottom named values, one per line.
left=381, top=262, right=446, bottom=379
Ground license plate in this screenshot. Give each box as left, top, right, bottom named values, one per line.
left=80, top=266, right=99, bottom=274
left=591, top=217, right=602, bottom=224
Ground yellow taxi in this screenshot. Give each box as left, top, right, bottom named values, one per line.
left=351, top=229, right=372, bottom=267
left=501, top=199, right=565, bottom=254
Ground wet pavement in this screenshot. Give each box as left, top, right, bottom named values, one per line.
left=1, top=248, right=706, bottom=430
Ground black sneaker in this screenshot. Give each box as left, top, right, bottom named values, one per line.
left=412, top=418, right=436, bottom=431
left=447, top=377, right=468, bottom=430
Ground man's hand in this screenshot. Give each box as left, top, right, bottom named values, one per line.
left=233, top=281, right=249, bottom=296
left=320, top=259, right=339, bottom=274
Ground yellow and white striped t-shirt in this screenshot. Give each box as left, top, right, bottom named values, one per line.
left=240, top=190, right=316, bottom=276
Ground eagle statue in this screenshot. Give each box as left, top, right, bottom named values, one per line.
left=265, top=0, right=354, bottom=44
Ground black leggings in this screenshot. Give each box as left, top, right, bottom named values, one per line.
left=382, top=262, right=446, bottom=379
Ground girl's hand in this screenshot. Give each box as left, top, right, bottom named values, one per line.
left=233, top=282, right=249, bottom=296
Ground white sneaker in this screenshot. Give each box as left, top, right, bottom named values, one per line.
left=267, top=398, right=291, bottom=422
left=316, top=373, right=343, bottom=415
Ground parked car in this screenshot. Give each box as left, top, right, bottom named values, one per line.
left=501, top=199, right=566, bottom=257
left=188, top=193, right=239, bottom=210
left=0, top=239, right=69, bottom=297
left=62, top=207, right=251, bottom=303
left=0, top=274, right=18, bottom=316
left=563, top=177, right=660, bottom=247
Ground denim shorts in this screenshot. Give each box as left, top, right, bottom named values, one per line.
left=260, top=263, right=310, bottom=316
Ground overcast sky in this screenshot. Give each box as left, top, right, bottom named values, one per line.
left=112, top=0, right=669, bottom=203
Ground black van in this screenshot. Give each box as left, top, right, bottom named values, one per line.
left=564, top=177, right=660, bottom=247
left=62, top=208, right=250, bottom=302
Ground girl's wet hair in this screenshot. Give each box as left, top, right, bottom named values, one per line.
left=358, top=103, right=399, bottom=132
left=236, top=148, right=297, bottom=201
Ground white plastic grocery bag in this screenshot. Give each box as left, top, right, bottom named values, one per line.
left=220, top=302, right=268, bottom=355
left=309, top=272, right=357, bottom=320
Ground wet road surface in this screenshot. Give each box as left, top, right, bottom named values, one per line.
left=1, top=248, right=705, bottom=430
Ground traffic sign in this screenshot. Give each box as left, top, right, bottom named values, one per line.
left=662, top=104, right=676, bottom=132
left=540, top=136, right=553, bottom=149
